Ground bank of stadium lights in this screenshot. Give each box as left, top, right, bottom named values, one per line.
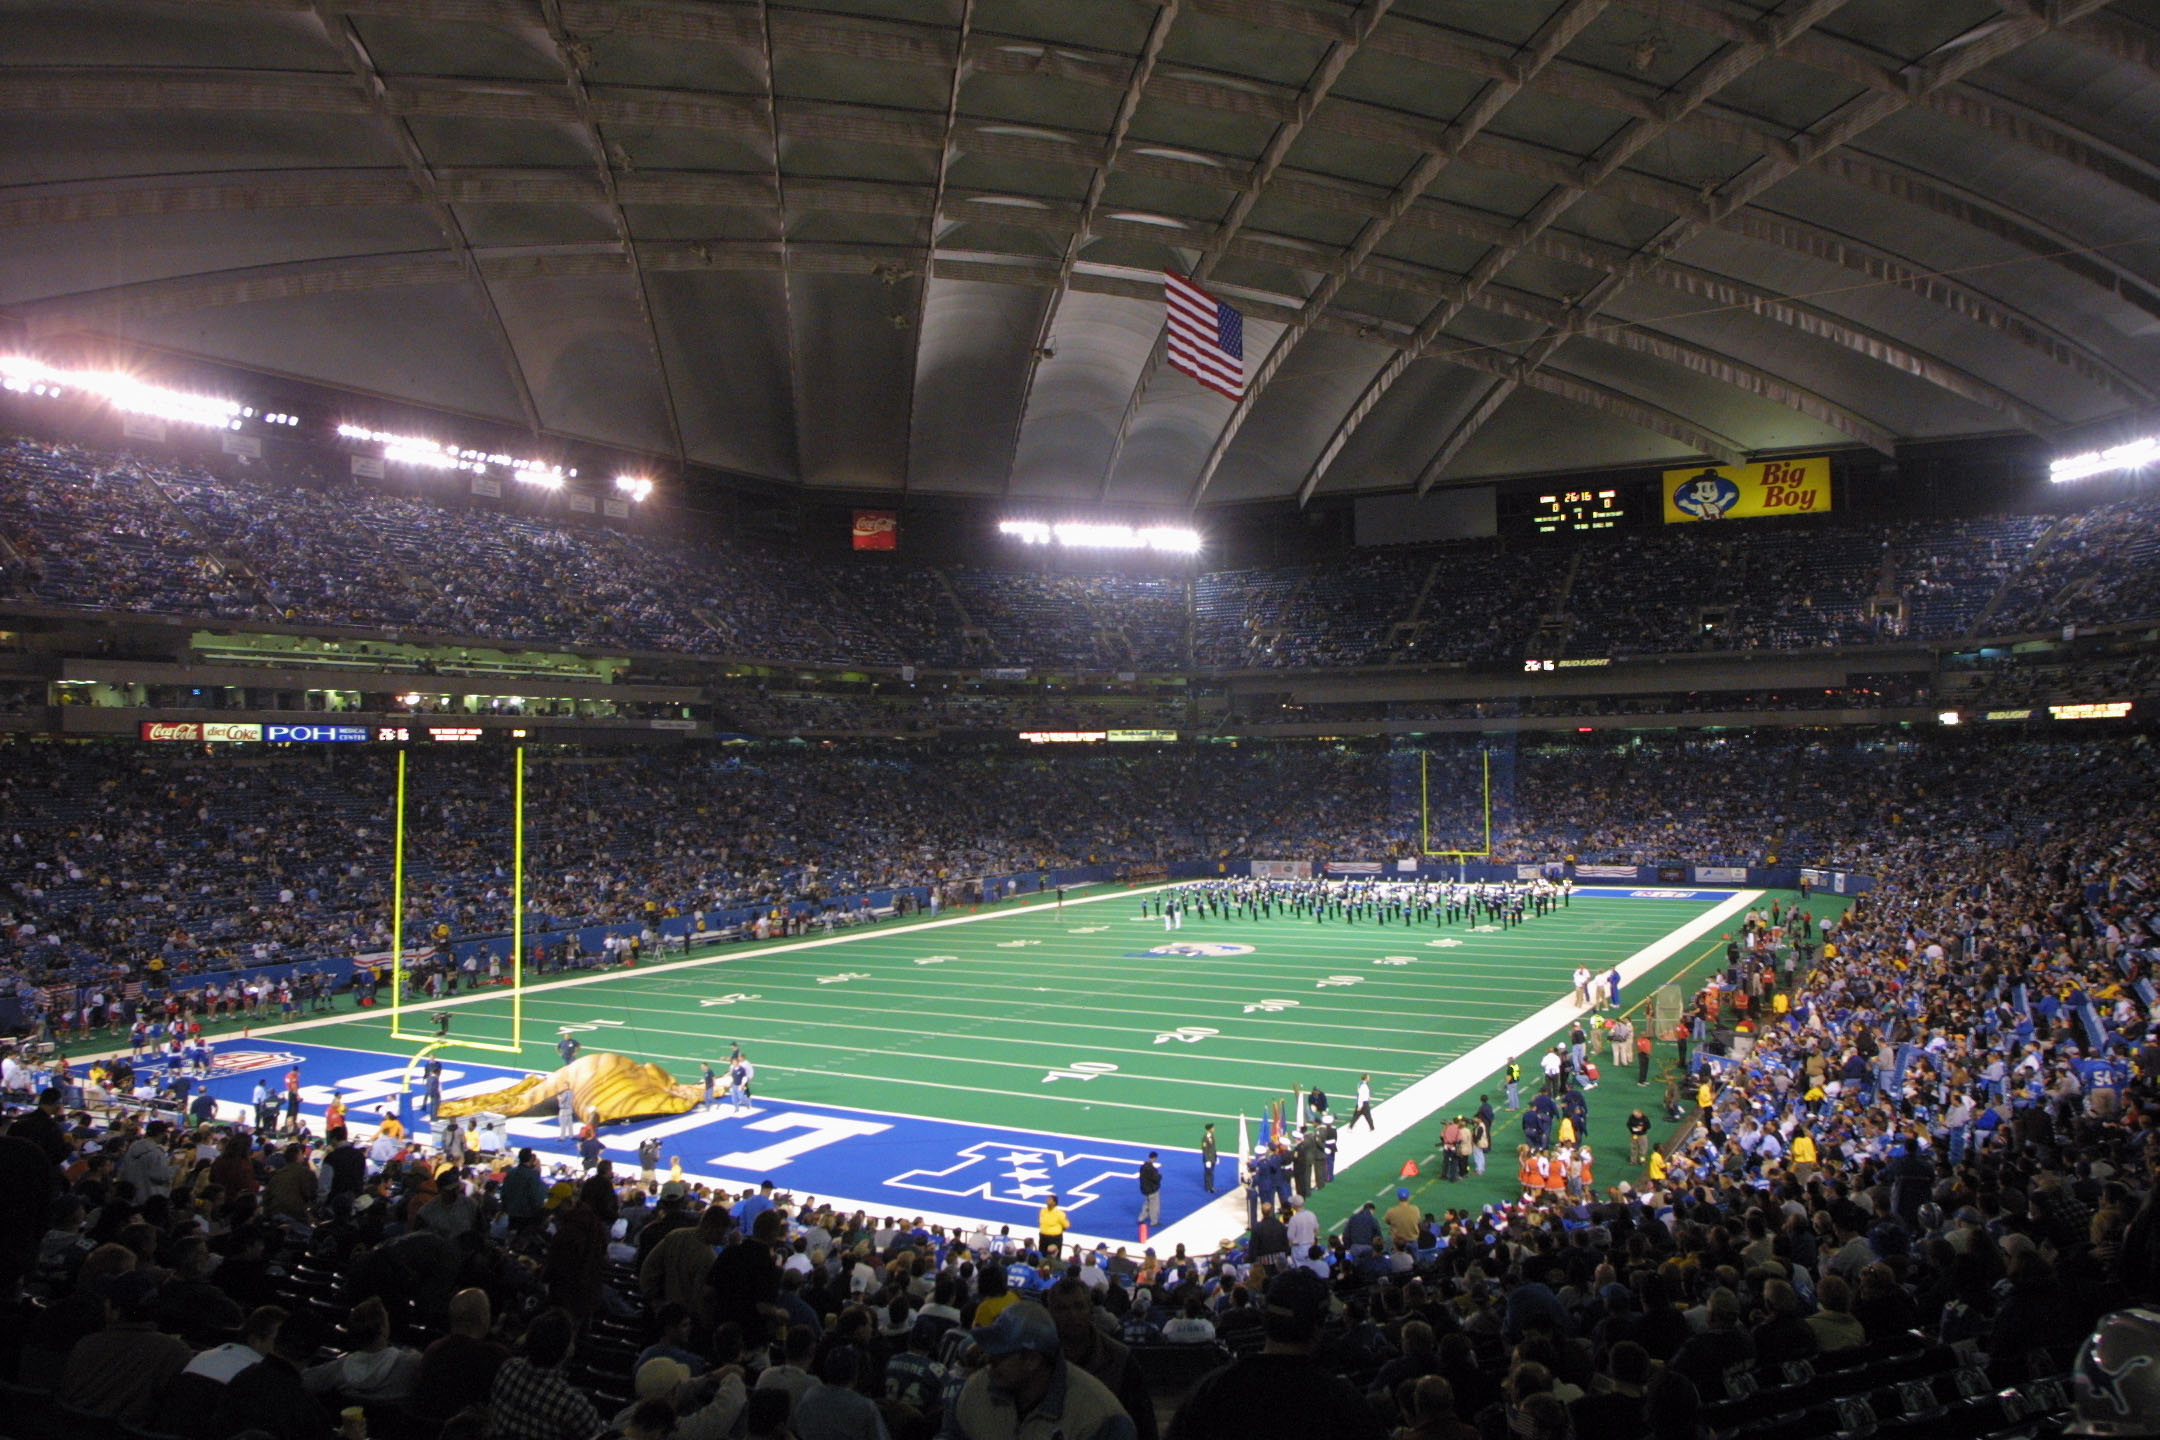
left=998, top=519, right=1202, bottom=553
left=614, top=475, right=654, bottom=502
left=0, top=355, right=258, bottom=430
left=2052, top=436, right=2160, bottom=483
left=337, top=422, right=575, bottom=483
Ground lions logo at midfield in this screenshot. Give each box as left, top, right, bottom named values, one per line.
left=1673, top=469, right=1741, bottom=519
left=1138, top=941, right=1257, bottom=958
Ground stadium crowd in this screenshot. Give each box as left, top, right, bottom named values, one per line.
left=6, top=434, right=2160, bottom=674
left=2, top=728, right=2156, bottom=1440
left=1, top=731, right=2150, bottom=1015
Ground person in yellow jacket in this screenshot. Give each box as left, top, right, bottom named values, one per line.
left=1646, top=1148, right=1668, bottom=1185
left=1791, top=1130, right=1818, bottom=1179
left=1037, top=1194, right=1072, bottom=1258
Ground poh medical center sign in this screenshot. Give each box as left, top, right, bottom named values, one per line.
left=1662, top=457, right=1831, bottom=523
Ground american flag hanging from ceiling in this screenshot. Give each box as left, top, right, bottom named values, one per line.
left=1163, top=271, right=1245, bottom=400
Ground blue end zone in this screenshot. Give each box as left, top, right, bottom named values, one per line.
left=192, top=1040, right=1208, bottom=1243
left=1569, top=887, right=1737, bottom=900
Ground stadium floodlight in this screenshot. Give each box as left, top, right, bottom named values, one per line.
left=340, top=422, right=567, bottom=481
left=1938, top=711, right=1961, bottom=726
left=2, top=355, right=244, bottom=429
left=2052, top=436, right=2160, bottom=483
left=997, top=519, right=1202, bottom=553
left=614, top=475, right=654, bottom=502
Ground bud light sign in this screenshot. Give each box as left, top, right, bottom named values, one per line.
left=266, top=724, right=369, bottom=743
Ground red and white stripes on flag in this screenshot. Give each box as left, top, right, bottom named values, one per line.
left=1164, top=271, right=1246, bottom=400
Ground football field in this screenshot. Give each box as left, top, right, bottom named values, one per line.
left=205, top=880, right=1801, bottom=1249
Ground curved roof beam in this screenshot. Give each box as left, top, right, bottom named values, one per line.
left=997, top=0, right=1183, bottom=498
left=1344, top=3, right=2109, bottom=501
left=751, top=0, right=809, bottom=491
left=9, top=156, right=2137, bottom=411
left=13, top=47, right=2157, bottom=347
left=12, top=229, right=1888, bottom=473
left=7, top=186, right=2003, bottom=464
left=538, top=0, right=685, bottom=464
left=1183, top=0, right=1610, bottom=509
left=1092, top=0, right=1398, bottom=504
left=897, top=0, right=974, bottom=492
left=1302, top=0, right=1857, bottom=505
left=302, top=8, right=543, bottom=440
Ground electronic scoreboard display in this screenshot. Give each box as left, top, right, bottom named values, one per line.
left=1531, top=488, right=1627, bottom=535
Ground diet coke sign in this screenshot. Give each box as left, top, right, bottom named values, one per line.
left=138, top=721, right=262, bottom=742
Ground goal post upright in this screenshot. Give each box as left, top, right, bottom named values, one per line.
left=1420, top=748, right=1493, bottom=863
left=387, top=745, right=527, bottom=1057
left=512, top=743, right=524, bottom=1050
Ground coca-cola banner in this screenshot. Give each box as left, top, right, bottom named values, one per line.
left=139, top=722, right=263, bottom=743
left=852, top=510, right=898, bottom=550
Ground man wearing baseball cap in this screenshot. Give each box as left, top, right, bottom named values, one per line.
left=1163, top=1269, right=1386, bottom=1440
left=943, top=1300, right=1134, bottom=1440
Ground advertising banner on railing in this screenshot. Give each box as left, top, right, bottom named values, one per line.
left=139, top=722, right=263, bottom=743
left=1662, top=456, right=1830, bottom=522
left=1694, top=865, right=1749, bottom=883
left=1574, top=863, right=1640, bottom=879
left=1250, top=860, right=1312, bottom=879
left=265, top=724, right=369, bottom=743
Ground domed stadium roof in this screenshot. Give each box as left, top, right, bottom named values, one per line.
left=4, top=0, right=2158, bottom=508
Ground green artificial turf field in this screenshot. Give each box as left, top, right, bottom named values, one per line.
left=228, top=880, right=1847, bottom=1244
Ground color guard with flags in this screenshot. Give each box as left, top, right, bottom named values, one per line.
left=1165, top=270, right=1246, bottom=399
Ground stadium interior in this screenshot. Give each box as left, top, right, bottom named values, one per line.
left=5, top=2, right=2160, bottom=1439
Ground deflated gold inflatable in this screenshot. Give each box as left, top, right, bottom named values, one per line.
left=438, top=1051, right=704, bottom=1124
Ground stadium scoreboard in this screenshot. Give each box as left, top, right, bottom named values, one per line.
left=1531, top=488, right=1626, bottom=535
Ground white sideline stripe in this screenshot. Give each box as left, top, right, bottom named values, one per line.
left=1144, top=889, right=1765, bottom=1255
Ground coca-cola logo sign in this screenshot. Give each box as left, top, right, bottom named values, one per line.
left=137, top=722, right=262, bottom=742
left=852, top=510, right=898, bottom=550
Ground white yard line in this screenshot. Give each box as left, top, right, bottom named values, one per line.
left=1146, top=889, right=1763, bottom=1254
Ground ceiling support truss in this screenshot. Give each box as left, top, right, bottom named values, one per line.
left=1093, top=0, right=1396, bottom=503
left=538, top=0, right=687, bottom=465
left=307, top=5, right=544, bottom=438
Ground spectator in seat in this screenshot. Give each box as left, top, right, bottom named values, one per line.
left=417, top=1287, right=511, bottom=1420
left=1750, top=1279, right=1818, bottom=1365
left=169, top=1304, right=286, bottom=1440
left=944, top=1302, right=1132, bottom=1440
left=1046, top=1278, right=1157, bottom=1440
left=1643, top=1370, right=1709, bottom=1440
left=1804, top=1274, right=1866, bottom=1355
left=216, top=1306, right=334, bottom=1440
left=1667, top=1289, right=1754, bottom=1396
left=1166, top=1268, right=1386, bottom=1440
left=59, top=1269, right=193, bottom=1425
left=305, top=1295, right=423, bottom=1406
left=1568, top=1340, right=1651, bottom=1440
left=489, top=1307, right=604, bottom=1440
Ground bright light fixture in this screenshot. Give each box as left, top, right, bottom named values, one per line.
left=2, top=355, right=242, bottom=430
left=614, top=475, right=653, bottom=502
left=2052, top=436, right=2160, bottom=482
left=339, top=422, right=566, bottom=482
left=998, top=519, right=1201, bottom=553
